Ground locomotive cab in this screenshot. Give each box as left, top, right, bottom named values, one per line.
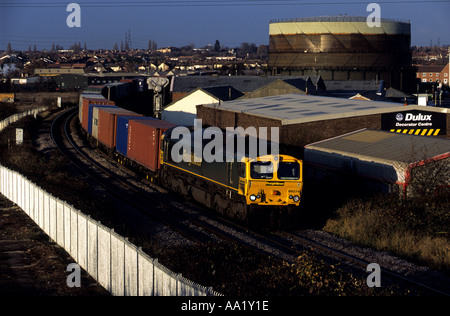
left=243, top=155, right=303, bottom=206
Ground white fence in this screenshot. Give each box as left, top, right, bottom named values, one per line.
left=0, top=165, right=220, bottom=296
left=0, top=107, right=48, bottom=132
left=0, top=108, right=219, bottom=296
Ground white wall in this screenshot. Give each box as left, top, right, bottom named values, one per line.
left=0, top=109, right=220, bottom=296
left=0, top=165, right=220, bottom=296
left=162, top=90, right=219, bottom=126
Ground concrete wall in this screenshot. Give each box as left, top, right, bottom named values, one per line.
left=0, top=107, right=47, bottom=132
left=0, top=109, right=220, bottom=296
left=0, top=165, right=220, bottom=296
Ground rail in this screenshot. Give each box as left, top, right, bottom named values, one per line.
left=270, top=16, right=410, bottom=24
left=0, top=108, right=221, bottom=296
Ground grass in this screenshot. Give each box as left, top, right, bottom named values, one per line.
left=324, top=194, right=450, bottom=273
left=0, top=102, right=17, bottom=120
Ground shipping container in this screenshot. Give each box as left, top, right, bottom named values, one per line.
left=105, top=81, right=130, bottom=100
left=80, top=97, right=115, bottom=131
left=88, top=104, right=116, bottom=135
left=97, top=108, right=142, bottom=149
left=116, top=115, right=157, bottom=156
left=127, top=118, right=176, bottom=172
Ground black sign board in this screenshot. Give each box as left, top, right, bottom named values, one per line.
left=381, top=110, right=446, bottom=136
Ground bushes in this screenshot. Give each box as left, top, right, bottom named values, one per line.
left=324, top=194, right=450, bottom=272
left=0, top=101, right=17, bottom=119
left=160, top=241, right=395, bottom=296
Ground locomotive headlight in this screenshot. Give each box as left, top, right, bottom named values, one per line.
left=293, top=195, right=300, bottom=202
left=250, top=194, right=257, bottom=201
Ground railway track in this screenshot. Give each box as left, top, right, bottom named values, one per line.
left=50, top=107, right=449, bottom=296
left=50, top=107, right=218, bottom=245
left=269, top=230, right=450, bottom=296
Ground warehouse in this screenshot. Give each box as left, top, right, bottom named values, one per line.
left=303, top=129, right=450, bottom=199
left=197, top=93, right=450, bottom=156
left=162, top=86, right=243, bottom=126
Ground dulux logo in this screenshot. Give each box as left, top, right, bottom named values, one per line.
left=396, top=113, right=432, bottom=122
left=395, top=113, right=404, bottom=121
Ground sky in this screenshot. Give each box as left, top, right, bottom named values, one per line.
left=0, top=0, right=449, bottom=51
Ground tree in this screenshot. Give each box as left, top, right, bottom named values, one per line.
left=70, top=42, right=81, bottom=53
left=214, top=40, right=221, bottom=52
left=148, top=40, right=157, bottom=51
left=238, top=42, right=257, bottom=58
left=257, top=44, right=269, bottom=60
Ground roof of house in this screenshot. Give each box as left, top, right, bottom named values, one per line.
left=170, top=75, right=323, bottom=94
left=238, top=78, right=317, bottom=99
left=385, top=87, right=415, bottom=99
left=416, top=64, right=446, bottom=73
left=325, top=80, right=384, bottom=92
left=202, top=86, right=244, bottom=101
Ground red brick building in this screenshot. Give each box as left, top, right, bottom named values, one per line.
left=416, top=63, right=449, bottom=86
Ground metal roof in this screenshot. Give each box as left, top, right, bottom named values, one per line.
left=324, top=80, right=384, bottom=93
left=171, top=76, right=315, bottom=93
left=203, top=93, right=449, bottom=125
left=305, top=129, right=450, bottom=164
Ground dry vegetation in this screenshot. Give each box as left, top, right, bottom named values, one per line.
left=323, top=185, right=450, bottom=273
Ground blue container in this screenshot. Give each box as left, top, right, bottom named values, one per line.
left=88, top=104, right=116, bottom=134
left=116, top=116, right=156, bottom=156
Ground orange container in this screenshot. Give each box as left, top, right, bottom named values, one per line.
left=127, top=118, right=176, bottom=172
left=97, top=107, right=142, bottom=149
left=80, top=97, right=115, bottom=131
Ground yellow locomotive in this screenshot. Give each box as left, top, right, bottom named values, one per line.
left=159, top=127, right=303, bottom=227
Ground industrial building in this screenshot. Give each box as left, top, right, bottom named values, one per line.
left=162, top=86, right=243, bottom=126
left=268, top=16, right=416, bottom=92
left=37, top=71, right=150, bottom=91
left=197, top=93, right=450, bottom=155
left=169, top=75, right=325, bottom=102
left=303, top=129, right=450, bottom=198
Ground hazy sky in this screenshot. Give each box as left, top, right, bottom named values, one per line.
left=1, top=0, right=449, bottom=51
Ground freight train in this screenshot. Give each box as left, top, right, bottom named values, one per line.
left=78, top=91, right=303, bottom=227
